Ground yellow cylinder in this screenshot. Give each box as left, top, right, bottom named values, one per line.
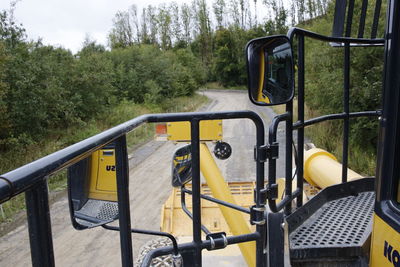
left=199, top=143, right=255, bottom=267
left=304, top=148, right=363, bottom=189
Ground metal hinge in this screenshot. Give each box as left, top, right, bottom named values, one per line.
left=254, top=143, right=279, bottom=162
left=250, top=205, right=266, bottom=225
left=206, top=232, right=228, bottom=250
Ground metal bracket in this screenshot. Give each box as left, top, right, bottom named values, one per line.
left=254, top=143, right=279, bottom=162
left=266, top=184, right=278, bottom=200
left=254, top=188, right=268, bottom=204
left=250, top=205, right=266, bottom=225
left=206, top=232, right=228, bottom=250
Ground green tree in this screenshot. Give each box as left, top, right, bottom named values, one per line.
left=213, top=27, right=246, bottom=86
left=193, top=0, right=213, bottom=66
left=0, top=41, right=10, bottom=142
left=181, top=3, right=192, bottom=45
left=108, top=11, right=133, bottom=49
left=158, top=4, right=173, bottom=50
left=213, top=0, right=226, bottom=29
left=70, top=51, right=116, bottom=120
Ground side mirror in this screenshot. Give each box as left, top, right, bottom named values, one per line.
left=171, top=144, right=192, bottom=187
left=67, top=144, right=119, bottom=229
left=246, top=35, right=294, bottom=106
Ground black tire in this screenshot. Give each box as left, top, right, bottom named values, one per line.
left=135, top=237, right=173, bottom=267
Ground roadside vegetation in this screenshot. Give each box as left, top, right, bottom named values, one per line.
left=0, top=0, right=384, bottom=224
left=300, top=0, right=386, bottom=175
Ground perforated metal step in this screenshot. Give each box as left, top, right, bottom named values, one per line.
left=75, top=199, right=119, bottom=228
left=291, top=191, right=374, bottom=247
left=287, top=178, right=375, bottom=265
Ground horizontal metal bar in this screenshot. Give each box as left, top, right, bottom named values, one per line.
left=102, top=224, right=179, bottom=256
left=181, top=189, right=211, bottom=235
left=276, top=189, right=301, bottom=212
left=288, top=27, right=385, bottom=45
left=140, top=232, right=260, bottom=267
left=0, top=110, right=264, bottom=203
left=293, top=110, right=381, bottom=130
left=182, top=188, right=251, bottom=214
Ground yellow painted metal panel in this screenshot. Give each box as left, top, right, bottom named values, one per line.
left=88, top=149, right=117, bottom=202
left=304, top=148, right=363, bottom=188
left=370, top=214, right=400, bottom=266
left=160, top=182, right=255, bottom=237
left=167, top=120, right=223, bottom=141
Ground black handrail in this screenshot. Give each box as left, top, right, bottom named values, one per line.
left=0, top=110, right=263, bottom=202
left=0, top=110, right=266, bottom=267
left=265, top=25, right=384, bottom=214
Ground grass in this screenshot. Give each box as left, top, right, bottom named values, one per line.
left=0, top=93, right=208, bottom=225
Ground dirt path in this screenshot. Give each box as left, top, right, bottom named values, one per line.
left=0, top=90, right=282, bottom=266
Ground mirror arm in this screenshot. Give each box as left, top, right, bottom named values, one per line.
left=101, top=224, right=179, bottom=256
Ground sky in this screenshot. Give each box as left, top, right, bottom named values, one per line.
left=0, top=0, right=269, bottom=54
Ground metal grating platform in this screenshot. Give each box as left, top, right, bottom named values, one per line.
left=289, top=191, right=374, bottom=261
left=291, top=191, right=374, bottom=248
left=75, top=199, right=119, bottom=228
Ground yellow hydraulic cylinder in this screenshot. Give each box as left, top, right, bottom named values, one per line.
left=304, top=148, right=363, bottom=189
left=199, top=143, right=255, bottom=267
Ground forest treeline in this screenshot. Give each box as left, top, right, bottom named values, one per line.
left=0, top=0, right=330, bottom=153
left=0, top=0, right=386, bottom=177
left=0, top=9, right=206, bottom=152
left=106, top=0, right=329, bottom=85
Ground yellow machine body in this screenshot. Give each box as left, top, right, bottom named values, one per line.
left=162, top=117, right=256, bottom=266
left=256, top=49, right=271, bottom=104
left=370, top=214, right=400, bottom=266
left=88, top=148, right=118, bottom=202
left=166, top=120, right=223, bottom=141
left=161, top=182, right=255, bottom=236
left=199, top=143, right=256, bottom=267
left=304, top=148, right=363, bottom=189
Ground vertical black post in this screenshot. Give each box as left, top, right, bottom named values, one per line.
left=25, top=179, right=55, bottom=267
left=115, top=135, right=133, bottom=267
left=297, top=34, right=305, bottom=207
left=255, top=117, right=266, bottom=267
left=190, top=119, right=202, bottom=266
left=375, top=0, right=400, bottom=201
left=345, top=0, right=355, bottom=37
left=285, top=102, right=293, bottom=215
left=342, top=44, right=350, bottom=183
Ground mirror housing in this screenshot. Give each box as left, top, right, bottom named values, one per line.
left=67, top=144, right=119, bottom=229
left=246, top=35, right=294, bottom=106
left=171, top=144, right=192, bottom=187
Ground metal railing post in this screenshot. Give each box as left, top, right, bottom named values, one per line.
left=115, top=135, right=134, bottom=267
left=190, top=119, right=202, bottom=266
left=25, top=179, right=55, bottom=267
left=342, top=43, right=350, bottom=183
left=297, top=34, right=305, bottom=207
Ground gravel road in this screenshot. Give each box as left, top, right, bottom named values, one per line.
left=0, top=90, right=286, bottom=266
